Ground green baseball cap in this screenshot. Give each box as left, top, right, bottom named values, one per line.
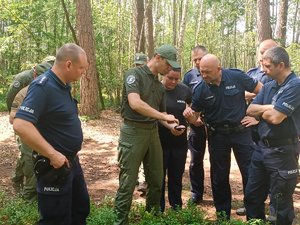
left=134, top=53, right=148, bottom=65
left=155, top=44, right=181, bottom=69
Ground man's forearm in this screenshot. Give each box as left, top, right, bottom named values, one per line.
left=246, top=104, right=274, bottom=118
left=130, top=99, right=165, bottom=120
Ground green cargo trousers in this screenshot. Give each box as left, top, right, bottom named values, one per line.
left=114, top=122, right=163, bottom=225
left=12, top=137, right=37, bottom=201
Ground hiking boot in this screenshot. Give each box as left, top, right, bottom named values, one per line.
left=236, top=207, right=246, bottom=216
left=188, top=196, right=203, bottom=205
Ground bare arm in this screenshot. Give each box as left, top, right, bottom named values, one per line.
left=246, top=104, right=274, bottom=118
left=13, top=118, right=69, bottom=168
left=128, top=93, right=178, bottom=123
left=262, top=109, right=287, bottom=125
left=252, top=81, right=263, bottom=94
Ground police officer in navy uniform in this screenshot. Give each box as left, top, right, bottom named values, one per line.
left=13, top=43, right=90, bottom=225
left=183, top=45, right=208, bottom=204
left=159, top=68, right=192, bottom=212
left=237, top=39, right=279, bottom=216
left=184, top=54, right=262, bottom=219
left=245, top=39, right=278, bottom=104
left=245, top=47, right=300, bottom=225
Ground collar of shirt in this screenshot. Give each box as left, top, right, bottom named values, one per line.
left=49, top=70, right=71, bottom=90
left=275, top=72, right=296, bottom=88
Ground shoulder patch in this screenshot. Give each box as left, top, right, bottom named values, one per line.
left=126, top=75, right=136, bottom=84
left=13, top=81, right=21, bottom=88
left=36, top=76, right=49, bottom=86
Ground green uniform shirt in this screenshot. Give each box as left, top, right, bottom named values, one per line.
left=121, top=64, right=166, bottom=122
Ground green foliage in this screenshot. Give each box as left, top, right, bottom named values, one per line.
left=0, top=191, right=269, bottom=225
left=0, top=191, right=39, bottom=225
left=286, top=43, right=300, bottom=75
left=87, top=197, right=117, bottom=225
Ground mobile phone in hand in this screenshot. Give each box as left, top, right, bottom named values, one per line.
left=174, top=125, right=186, bottom=131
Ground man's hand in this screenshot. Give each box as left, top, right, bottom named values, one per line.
left=48, top=151, right=70, bottom=169
left=162, top=114, right=179, bottom=124
left=183, top=107, right=199, bottom=124
left=193, top=117, right=204, bottom=127
left=241, top=116, right=259, bottom=127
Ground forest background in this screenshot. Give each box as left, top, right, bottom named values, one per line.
left=0, top=0, right=299, bottom=117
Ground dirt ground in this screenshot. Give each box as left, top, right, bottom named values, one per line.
left=0, top=110, right=299, bottom=223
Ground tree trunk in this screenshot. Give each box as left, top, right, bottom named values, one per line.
left=134, top=0, right=145, bottom=53
left=172, top=0, right=177, bottom=46
left=195, top=0, right=203, bottom=45
left=177, top=0, right=188, bottom=71
left=257, top=0, right=272, bottom=43
left=292, top=0, right=299, bottom=43
left=144, top=0, right=154, bottom=57
left=275, top=0, right=288, bottom=47
left=76, top=0, right=100, bottom=117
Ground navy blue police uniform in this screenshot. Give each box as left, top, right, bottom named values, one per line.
left=158, top=82, right=192, bottom=211
left=183, top=68, right=207, bottom=203
left=192, top=69, right=257, bottom=219
left=15, top=70, right=90, bottom=225
left=245, top=72, right=300, bottom=225
left=247, top=66, right=272, bottom=85
left=247, top=67, right=272, bottom=143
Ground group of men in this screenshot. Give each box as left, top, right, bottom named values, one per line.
left=9, top=40, right=299, bottom=225
left=115, top=40, right=300, bottom=225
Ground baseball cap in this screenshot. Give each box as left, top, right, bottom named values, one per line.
left=155, top=44, right=181, bottom=69
left=134, top=53, right=148, bottom=65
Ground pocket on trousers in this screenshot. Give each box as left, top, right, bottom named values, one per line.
left=117, top=141, right=133, bottom=170
left=37, top=166, right=72, bottom=196
left=278, top=169, right=299, bottom=180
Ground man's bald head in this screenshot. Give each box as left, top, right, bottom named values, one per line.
left=55, top=43, right=86, bottom=65
left=200, top=54, right=222, bottom=85
left=200, top=54, right=221, bottom=68
left=258, top=39, right=278, bottom=64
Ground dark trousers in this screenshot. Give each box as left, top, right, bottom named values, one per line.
left=208, top=129, right=253, bottom=219
left=245, top=143, right=299, bottom=225
left=188, top=125, right=206, bottom=200
left=37, top=157, right=90, bottom=225
left=160, top=141, right=188, bottom=212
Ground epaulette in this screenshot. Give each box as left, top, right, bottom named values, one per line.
left=246, top=67, right=258, bottom=73
left=184, top=68, right=199, bottom=76
left=36, top=75, right=49, bottom=86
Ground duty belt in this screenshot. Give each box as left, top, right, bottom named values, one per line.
left=262, top=137, right=300, bottom=148
left=206, top=123, right=245, bottom=135
left=123, top=119, right=157, bottom=129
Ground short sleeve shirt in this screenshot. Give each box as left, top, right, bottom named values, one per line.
left=183, top=68, right=203, bottom=92
left=192, top=68, right=258, bottom=124
left=158, top=83, right=192, bottom=145
left=121, top=64, right=166, bottom=122
left=15, top=70, right=83, bottom=155
left=252, top=72, right=300, bottom=139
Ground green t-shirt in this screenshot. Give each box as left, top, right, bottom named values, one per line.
left=121, top=64, right=166, bottom=122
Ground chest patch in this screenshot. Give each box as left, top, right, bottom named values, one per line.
left=225, top=85, right=236, bottom=90
left=126, top=75, right=136, bottom=84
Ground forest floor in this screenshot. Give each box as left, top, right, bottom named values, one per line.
left=0, top=110, right=299, bottom=223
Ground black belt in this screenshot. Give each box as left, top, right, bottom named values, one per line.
left=262, top=137, right=300, bottom=148
left=123, top=119, right=157, bottom=129
left=206, top=123, right=245, bottom=135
